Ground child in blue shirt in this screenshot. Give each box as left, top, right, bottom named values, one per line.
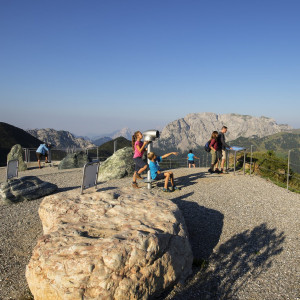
left=187, top=150, right=199, bottom=168
left=147, top=151, right=179, bottom=192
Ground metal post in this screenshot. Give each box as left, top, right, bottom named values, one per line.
left=199, top=158, right=200, bottom=168
left=250, top=145, right=253, bottom=176
left=287, top=150, right=290, bottom=191
left=24, top=148, right=27, bottom=163
left=243, top=150, right=246, bottom=175
left=97, top=147, right=99, bottom=161
left=234, top=151, right=237, bottom=175
left=114, top=140, right=117, bottom=153
left=147, top=142, right=152, bottom=189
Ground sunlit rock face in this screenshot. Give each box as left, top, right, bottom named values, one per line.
left=158, top=112, right=292, bottom=152
left=26, top=188, right=193, bottom=300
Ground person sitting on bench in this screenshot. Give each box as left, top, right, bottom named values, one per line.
left=147, top=151, right=179, bottom=192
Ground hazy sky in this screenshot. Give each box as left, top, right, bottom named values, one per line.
left=1, top=0, right=299, bottom=136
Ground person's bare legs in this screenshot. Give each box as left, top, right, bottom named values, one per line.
left=133, top=172, right=137, bottom=182
left=137, top=164, right=147, bottom=176
left=164, top=172, right=171, bottom=189
left=170, top=172, right=174, bottom=186
left=221, top=158, right=226, bottom=170
left=38, top=159, right=41, bottom=169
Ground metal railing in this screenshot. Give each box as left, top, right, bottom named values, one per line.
left=22, top=146, right=300, bottom=192
left=23, top=147, right=105, bottom=163
left=248, top=146, right=300, bottom=193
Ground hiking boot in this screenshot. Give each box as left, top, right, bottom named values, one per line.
left=163, top=188, right=171, bottom=192
left=132, top=182, right=140, bottom=189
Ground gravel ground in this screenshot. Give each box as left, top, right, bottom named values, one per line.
left=0, top=164, right=299, bottom=300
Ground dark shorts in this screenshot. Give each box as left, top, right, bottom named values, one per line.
left=188, top=160, right=195, bottom=164
left=36, top=152, right=46, bottom=160
left=154, top=173, right=165, bottom=180
left=133, top=157, right=147, bottom=171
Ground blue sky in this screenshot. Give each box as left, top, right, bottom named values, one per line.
left=0, top=0, right=299, bottom=136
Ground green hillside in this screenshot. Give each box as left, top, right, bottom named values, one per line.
left=0, top=122, right=43, bottom=166
left=229, top=130, right=300, bottom=173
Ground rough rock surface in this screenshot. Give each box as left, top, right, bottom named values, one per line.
left=0, top=176, right=58, bottom=205
left=7, top=144, right=27, bottom=171
left=58, top=151, right=89, bottom=169
left=26, top=188, right=193, bottom=300
left=98, top=147, right=135, bottom=181
left=27, top=128, right=96, bottom=149
left=158, top=112, right=293, bottom=152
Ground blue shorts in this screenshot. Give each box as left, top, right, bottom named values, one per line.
left=188, top=160, right=195, bottom=164
left=133, top=157, right=147, bottom=171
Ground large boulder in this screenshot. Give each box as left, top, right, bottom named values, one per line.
left=98, top=147, right=135, bottom=181
left=58, top=151, right=89, bottom=170
left=7, top=144, right=27, bottom=171
left=26, top=188, right=193, bottom=300
left=0, top=176, right=58, bottom=205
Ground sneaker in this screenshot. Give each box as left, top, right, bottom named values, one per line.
left=208, top=169, right=213, bottom=174
left=163, top=188, right=171, bottom=192
left=171, top=186, right=181, bottom=191
left=132, top=182, right=140, bottom=189
left=215, top=168, right=221, bottom=174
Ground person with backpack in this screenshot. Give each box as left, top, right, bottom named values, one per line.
left=217, top=126, right=232, bottom=174
left=208, top=131, right=219, bottom=174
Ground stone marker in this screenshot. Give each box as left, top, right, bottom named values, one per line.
left=7, top=144, right=27, bottom=171
left=98, top=147, right=135, bottom=182
left=26, top=188, right=193, bottom=300
left=0, top=176, right=58, bottom=205
left=58, top=151, right=89, bottom=170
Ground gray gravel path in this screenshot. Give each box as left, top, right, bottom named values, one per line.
left=0, top=165, right=299, bottom=300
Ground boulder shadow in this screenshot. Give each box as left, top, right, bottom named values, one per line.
left=171, top=192, right=224, bottom=260
left=165, top=223, right=285, bottom=299
left=155, top=172, right=207, bottom=188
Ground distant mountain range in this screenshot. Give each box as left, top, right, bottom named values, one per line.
left=157, top=112, right=293, bottom=152
left=27, top=128, right=96, bottom=149
left=91, top=128, right=134, bottom=143
left=1, top=113, right=298, bottom=167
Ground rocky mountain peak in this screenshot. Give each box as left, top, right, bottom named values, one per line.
left=27, top=128, right=96, bottom=149
left=157, top=112, right=292, bottom=152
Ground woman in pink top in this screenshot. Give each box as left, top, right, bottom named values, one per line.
left=131, top=131, right=149, bottom=188
left=208, top=131, right=219, bottom=174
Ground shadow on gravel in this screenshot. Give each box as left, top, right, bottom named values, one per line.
left=175, top=172, right=207, bottom=188
left=171, top=192, right=224, bottom=260
left=56, top=186, right=81, bottom=192
left=164, top=223, right=285, bottom=300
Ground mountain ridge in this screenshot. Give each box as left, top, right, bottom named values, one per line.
left=27, top=128, right=96, bottom=149
left=157, top=112, right=293, bottom=152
